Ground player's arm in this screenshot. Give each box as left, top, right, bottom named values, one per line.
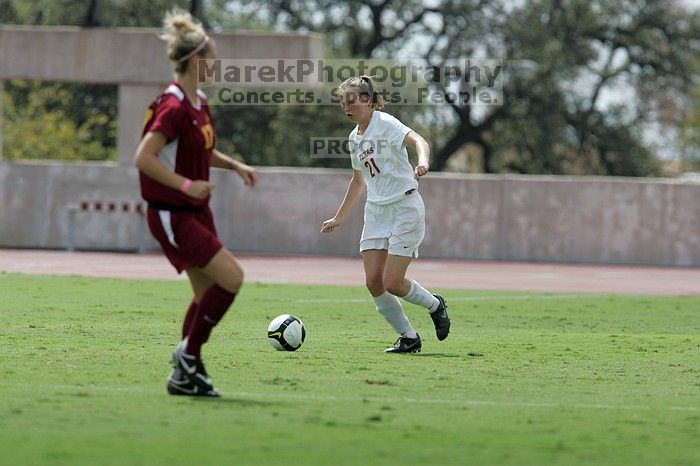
left=320, top=170, right=365, bottom=233
left=211, top=148, right=258, bottom=187
left=404, top=131, right=431, bottom=177
left=134, top=131, right=213, bottom=199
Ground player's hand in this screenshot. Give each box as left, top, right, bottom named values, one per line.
left=186, top=180, right=215, bottom=199
left=233, top=160, right=258, bottom=187
left=320, top=217, right=341, bottom=233
left=414, top=163, right=429, bottom=177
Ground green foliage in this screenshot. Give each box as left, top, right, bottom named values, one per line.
left=434, top=0, right=694, bottom=175
left=0, top=0, right=187, bottom=163
left=213, top=103, right=431, bottom=168
left=0, top=0, right=188, bottom=27
left=679, top=58, right=700, bottom=171
left=1, top=273, right=699, bottom=465
left=212, top=104, right=356, bottom=168
left=225, top=0, right=699, bottom=176
left=0, top=0, right=353, bottom=168
left=1, top=0, right=697, bottom=175
left=2, top=79, right=117, bottom=161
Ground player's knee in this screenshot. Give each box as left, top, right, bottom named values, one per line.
left=384, top=277, right=407, bottom=296
left=231, top=266, right=244, bottom=290
left=365, top=276, right=384, bottom=295
left=220, top=264, right=244, bottom=293
left=384, top=283, right=402, bottom=296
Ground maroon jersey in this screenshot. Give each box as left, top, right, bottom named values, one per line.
left=139, top=83, right=216, bottom=209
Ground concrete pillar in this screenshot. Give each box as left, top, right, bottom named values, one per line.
left=117, top=84, right=165, bottom=166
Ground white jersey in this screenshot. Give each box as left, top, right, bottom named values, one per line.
left=350, top=111, right=419, bottom=205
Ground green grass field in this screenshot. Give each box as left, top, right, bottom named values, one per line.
left=0, top=273, right=698, bottom=466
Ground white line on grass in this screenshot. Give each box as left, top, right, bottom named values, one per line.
left=293, top=294, right=605, bottom=304
left=12, top=384, right=699, bottom=412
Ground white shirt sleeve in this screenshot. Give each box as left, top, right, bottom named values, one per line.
left=351, top=152, right=361, bottom=170
left=349, top=134, right=362, bottom=170
left=383, top=114, right=413, bottom=149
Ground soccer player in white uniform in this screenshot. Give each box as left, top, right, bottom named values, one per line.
left=321, top=76, right=450, bottom=353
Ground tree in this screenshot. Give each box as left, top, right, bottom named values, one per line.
left=3, top=0, right=696, bottom=173
left=512, top=0, right=698, bottom=176
left=0, top=0, right=188, bottom=162
left=189, top=0, right=208, bottom=29
left=679, top=61, right=700, bottom=172
left=0, top=0, right=17, bottom=23
left=83, top=0, right=103, bottom=27
left=226, top=0, right=699, bottom=176
left=2, top=80, right=116, bottom=161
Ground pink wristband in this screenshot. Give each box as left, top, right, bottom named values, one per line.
left=180, top=178, right=193, bottom=194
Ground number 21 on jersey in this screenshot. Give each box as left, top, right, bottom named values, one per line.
left=364, top=158, right=381, bottom=177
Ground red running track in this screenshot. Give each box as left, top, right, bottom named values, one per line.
left=1, top=249, right=698, bottom=295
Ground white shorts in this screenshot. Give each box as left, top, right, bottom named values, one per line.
left=360, top=192, right=425, bottom=258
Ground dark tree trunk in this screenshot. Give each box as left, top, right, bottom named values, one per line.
left=83, top=0, right=102, bottom=27
left=190, top=0, right=209, bottom=29
left=432, top=126, right=476, bottom=172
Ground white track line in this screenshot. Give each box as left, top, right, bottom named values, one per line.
left=8, top=384, right=698, bottom=412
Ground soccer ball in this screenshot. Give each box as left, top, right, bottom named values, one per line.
left=267, top=314, right=306, bottom=351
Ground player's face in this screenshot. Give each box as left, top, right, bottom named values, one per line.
left=339, top=90, right=371, bottom=123
left=197, top=40, right=218, bottom=85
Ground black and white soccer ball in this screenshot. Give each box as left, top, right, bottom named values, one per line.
left=267, top=314, right=306, bottom=351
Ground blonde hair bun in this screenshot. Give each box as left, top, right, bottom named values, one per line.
left=160, top=9, right=208, bottom=72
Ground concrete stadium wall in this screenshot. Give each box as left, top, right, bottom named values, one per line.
left=0, top=26, right=324, bottom=165
left=0, top=161, right=698, bottom=267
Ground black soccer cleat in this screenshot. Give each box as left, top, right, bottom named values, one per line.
left=430, top=295, right=450, bottom=341
left=172, top=341, right=219, bottom=396
left=385, top=334, right=422, bottom=353
left=167, top=367, right=220, bottom=397
left=167, top=367, right=196, bottom=396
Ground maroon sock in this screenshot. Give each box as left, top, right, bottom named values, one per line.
left=182, top=299, right=198, bottom=339
left=185, top=284, right=236, bottom=358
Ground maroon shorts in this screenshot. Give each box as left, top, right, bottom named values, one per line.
left=146, top=206, right=223, bottom=273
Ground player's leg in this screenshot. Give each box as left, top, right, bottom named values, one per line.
left=386, top=193, right=450, bottom=341
left=181, top=268, right=213, bottom=337
left=363, top=247, right=388, bottom=297
left=361, top=202, right=419, bottom=352
left=148, top=208, right=214, bottom=395
left=187, top=267, right=216, bottom=299
left=364, top=249, right=414, bottom=335
left=184, top=247, right=242, bottom=357
left=172, top=248, right=243, bottom=396
left=385, top=254, right=440, bottom=311
left=363, top=249, right=420, bottom=352
left=167, top=268, right=213, bottom=395
left=385, top=254, right=450, bottom=341
left=383, top=254, right=413, bottom=297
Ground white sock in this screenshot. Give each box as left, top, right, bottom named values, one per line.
left=402, top=279, right=440, bottom=312
left=373, top=292, right=417, bottom=338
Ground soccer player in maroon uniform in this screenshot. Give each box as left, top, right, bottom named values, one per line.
left=134, top=10, right=258, bottom=397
